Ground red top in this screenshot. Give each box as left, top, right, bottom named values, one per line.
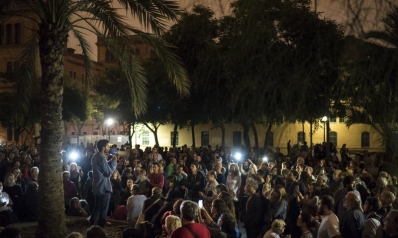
left=170, top=223, right=210, bottom=238
left=148, top=173, right=164, bottom=189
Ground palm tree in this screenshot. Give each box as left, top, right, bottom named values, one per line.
left=365, top=5, right=398, bottom=48
left=0, top=0, right=189, bottom=237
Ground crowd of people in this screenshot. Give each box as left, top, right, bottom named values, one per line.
left=0, top=140, right=397, bottom=238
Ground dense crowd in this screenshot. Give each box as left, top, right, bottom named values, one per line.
left=0, top=141, right=397, bottom=238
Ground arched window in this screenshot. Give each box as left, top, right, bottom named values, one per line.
left=361, top=132, right=370, bottom=148
left=14, top=23, right=21, bottom=44
left=83, top=132, right=87, bottom=135
left=71, top=132, right=76, bottom=136
left=93, top=131, right=99, bottom=135
left=330, top=131, right=337, bottom=147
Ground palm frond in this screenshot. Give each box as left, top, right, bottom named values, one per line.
left=117, top=0, right=181, bottom=35
left=365, top=31, right=398, bottom=48
left=71, top=28, right=93, bottom=89
left=95, top=32, right=148, bottom=115
left=131, top=30, right=190, bottom=97
left=78, top=0, right=131, bottom=37
left=12, top=35, right=38, bottom=128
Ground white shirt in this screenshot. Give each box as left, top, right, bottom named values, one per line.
left=318, top=212, right=341, bottom=238
left=226, top=174, right=241, bottom=196
left=126, top=195, right=147, bottom=220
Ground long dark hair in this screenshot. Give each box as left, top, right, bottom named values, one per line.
left=220, top=213, right=237, bottom=238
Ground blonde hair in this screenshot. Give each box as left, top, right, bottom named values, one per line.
left=66, top=232, right=83, bottom=238
left=271, top=219, right=286, bottom=234
left=112, top=170, right=121, bottom=181
left=165, top=215, right=182, bottom=234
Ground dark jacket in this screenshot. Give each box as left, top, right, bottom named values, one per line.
left=340, top=208, right=365, bottom=238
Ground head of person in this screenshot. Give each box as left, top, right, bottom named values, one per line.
left=69, top=197, right=80, bottom=209
left=152, top=187, right=162, bottom=196
left=296, top=212, right=317, bottom=230
left=152, top=163, right=160, bottom=173
left=244, top=178, right=258, bottom=195
left=343, top=175, right=356, bottom=191
left=270, top=184, right=287, bottom=202
left=218, top=192, right=235, bottom=215
left=86, top=225, right=107, bottom=238
left=316, top=174, right=328, bottom=186
left=66, top=232, right=83, bottom=238
left=70, top=162, right=77, bottom=171
left=206, top=170, right=217, bottom=182
left=180, top=200, right=199, bottom=222
left=380, top=191, right=396, bottom=208
left=27, top=181, right=38, bottom=192
left=333, top=169, right=342, bottom=181
left=216, top=184, right=228, bottom=195
left=211, top=199, right=230, bottom=217
left=172, top=199, right=184, bottom=214
left=288, top=170, right=299, bottom=182
left=166, top=175, right=177, bottom=188
left=296, top=164, right=304, bottom=173
left=318, top=195, right=334, bottom=216
left=62, top=171, right=70, bottom=182
left=343, top=192, right=361, bottom=211
left=218, top=213, right=236, bottom=235
left=96, top=139, right=109, bottom=153
left=126, top=178, right=134, bottom=189
left=363, top=196, right=382, bottom=214
left=165, top=215, right=182, bottom=235
left=383, top=210, right=398, bottom=236
left=190, top=162, right=199, bottom=174
left=271, top=219, right=286, bottom=235
left=229, top=163, right=240, bottom=176
left=256, top=169, right=266, bottom=181
left=30, top=166, right=39, bottom=178
left=304, top=166, right=313, bottom=176
left=131, top=184, right=142, bottom=195
left=4, top=173, right=15, bottom=187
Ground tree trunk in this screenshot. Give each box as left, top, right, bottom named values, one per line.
left=36, top=24, right=68, bottom=237
left=154, top=125, right=159, bottom=146
left=251, top=123, right=259, bottom=150
left=264, top=122, right=273, bottom=149
left=309, top=120, right=313, bottom=156
left=221, top=122, right=226, bottom=148
left=191, top=123, right=195, bottom=147
left=242, top=123, right=251, bottom=151
left=173, top=123, right=178, bottom=148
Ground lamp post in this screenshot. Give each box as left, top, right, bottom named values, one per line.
left=106, top=118, right=114, bottom=141
left=322, top=116, right=327, bottom=143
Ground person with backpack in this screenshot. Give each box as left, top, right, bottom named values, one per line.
left=170, top=200, right=210, bottom=238
left=185, top=162, right=206, bottom=203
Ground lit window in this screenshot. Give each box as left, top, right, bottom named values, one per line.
left=142, top=131, right=149, bottom=145
left=201, top=131, right=209, bottom=146
left=361, top=132, right=370, bottom=147
left=330, top=131, right=337, bottom=147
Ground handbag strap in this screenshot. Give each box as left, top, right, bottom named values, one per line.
left=184, top=225, right=199, bottom=238
left=143, top=198, right=161, bottom=213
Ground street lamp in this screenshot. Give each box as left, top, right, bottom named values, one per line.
left=106, top=118, right=114, bottom=141
left=322, top=116, right=327, bottom=143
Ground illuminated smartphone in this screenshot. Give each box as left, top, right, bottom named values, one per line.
left=198, top=200, right=203, bottom=208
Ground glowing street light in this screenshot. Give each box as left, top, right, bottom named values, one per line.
left=322, top=116, right=327, bottom=143
left=106, top=118, right=114, bottom=140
